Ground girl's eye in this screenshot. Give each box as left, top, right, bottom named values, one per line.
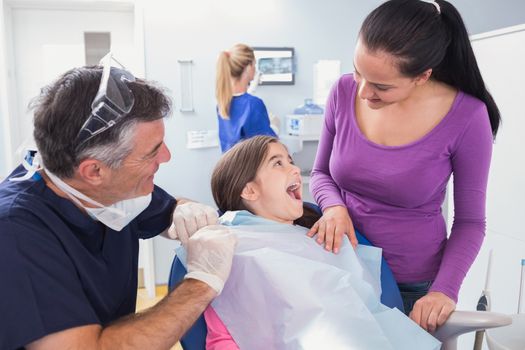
left=275, top=160, right=282, bottom=166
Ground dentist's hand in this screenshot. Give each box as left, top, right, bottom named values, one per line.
left=167, top=202, right=219, bottom=245
left=185, top=225, right=237, bottom=295
left=307, top=205, right=357, bottom=253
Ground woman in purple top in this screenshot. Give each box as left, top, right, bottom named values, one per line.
left=309, top=0, right=501, bottom=333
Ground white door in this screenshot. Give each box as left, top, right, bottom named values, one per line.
left=8, top=3, right=136, bottom=152
left=4, top=1, right=156, bottom=298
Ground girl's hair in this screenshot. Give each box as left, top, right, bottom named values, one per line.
left=211, top=135, right=277, bottom=214
left=211, top=135, right=321, bottom=228
left=360, top=0, right=501, bottom=137
left=215, top=43, right=255, bottom=119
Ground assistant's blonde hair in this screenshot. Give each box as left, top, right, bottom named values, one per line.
left=215, top=43, right=255, bottom=119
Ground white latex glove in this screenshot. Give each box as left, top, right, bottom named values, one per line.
left=247, top=71, right=261, bottom=94
left=167, top=202, right=219, bottom=245
left=184, top=225, right=237, bottom=295
left=269, top=112, right=280, bottom=135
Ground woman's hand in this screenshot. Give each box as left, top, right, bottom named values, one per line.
left=410, top=291, right=456, bottom=332
left=306, top=205, right=358, bottom=253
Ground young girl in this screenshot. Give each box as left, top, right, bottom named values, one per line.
left=179, top=136, right=440, bottom=349
left=215, top=44, right=277, bottom=152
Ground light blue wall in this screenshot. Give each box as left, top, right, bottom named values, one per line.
left=142, top=0, right=525, bottom=283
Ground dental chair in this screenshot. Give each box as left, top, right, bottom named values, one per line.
left=168, top=204, right=512, bottom=350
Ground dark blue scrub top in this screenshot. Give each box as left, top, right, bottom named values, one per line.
left=0, top=165, right=176, bottom=349
left=217, top=93, right=277, bottom=152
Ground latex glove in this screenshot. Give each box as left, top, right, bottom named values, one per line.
left=410, top=291, right=456, bottom=332
left=306, top=205, right=357, bottom=253
left=168, top=202, right=218, bottom=245
left=269, top=112, right=280, bottom=135
left=184, top=225, right=237, bottom=295
left=247, top=71, right=261, bottom=94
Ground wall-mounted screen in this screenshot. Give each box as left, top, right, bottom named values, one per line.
left=253, top=47, right=294, bottom=85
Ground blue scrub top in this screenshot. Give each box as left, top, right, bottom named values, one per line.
left=217, top=93, right=277, bottom=152
left=0, top=165, right=176, bottom=349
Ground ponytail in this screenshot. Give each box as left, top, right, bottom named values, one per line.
left=433, top=0, right=501, bottom=137
left=216, top=51, right=233, bottom=119
left=215, top=44, right=256, bottom=120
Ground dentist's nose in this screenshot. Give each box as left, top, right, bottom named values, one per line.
left=158, top=142, right=171, bottom=163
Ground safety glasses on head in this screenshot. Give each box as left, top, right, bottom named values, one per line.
left=75, top=52, right=136, bottom=149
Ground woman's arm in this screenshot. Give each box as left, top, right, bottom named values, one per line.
left=412, top=104, right=494, bottom=332
left=308, top=79, right=357, bottom=252
left=309, top=82, right=346, bottom=210
left=432, top=106, right=494, bottom=301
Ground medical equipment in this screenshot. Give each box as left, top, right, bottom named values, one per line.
left=76, top=52, right=136, bottom=148
left=484, top=258, right=525, bottom=350
left=518, top=259, right=525, bottom=313
left=285, top=99, right=324, bottom=137
left=473, top=250, right=493, bottom=350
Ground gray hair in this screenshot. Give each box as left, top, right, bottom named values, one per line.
left=77, top=120, right=138, bottom=170
left=32, top=66, right=171, bottom=178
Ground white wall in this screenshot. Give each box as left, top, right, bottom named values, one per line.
left=0, top=1, right=13, bottom=177
left=454, top=25, right=525, bottom=350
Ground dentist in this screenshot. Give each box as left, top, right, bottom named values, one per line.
left=0, top=54, right=236, bottom=350
left=215, top=43, right=278, bottom=153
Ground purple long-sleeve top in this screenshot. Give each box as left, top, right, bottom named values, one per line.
left=310, top=74, right=493, bottom=302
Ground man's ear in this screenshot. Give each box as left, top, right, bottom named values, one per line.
left=414, top=68, right=433, bottom=85
left=240, top=182, right=260, bottom=202
left=76, top=159, right=106, bottom=185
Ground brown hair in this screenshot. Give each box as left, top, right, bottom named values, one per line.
left=211, top=135, right=277, bottom=213
left=215, top=43, right=255, bottom=119
left=211, top=135, right=321, bottom=228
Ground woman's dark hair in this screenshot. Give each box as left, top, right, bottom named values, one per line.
left=211, top=135, right=321, bottom=228
left=32, top=66, right=171, bottom=178
left=360, top=0, right=500, bottom=137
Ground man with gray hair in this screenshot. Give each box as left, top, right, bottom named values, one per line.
left=0, top=55, right=236, bottom=349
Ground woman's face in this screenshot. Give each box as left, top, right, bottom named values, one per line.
left=243, top=142, right=303, bottom=224
left=353, top=39, right=425, bottom=109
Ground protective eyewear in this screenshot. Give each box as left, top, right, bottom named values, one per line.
left=75, top=52, right=136, bottom=148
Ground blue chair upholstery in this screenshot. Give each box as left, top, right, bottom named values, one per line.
left=168, top=259, right=208, bottom=350
left=168, top=204, right=404, bottom=349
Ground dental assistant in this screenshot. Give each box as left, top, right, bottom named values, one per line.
left=309, top=0, right=500, bottom=332
left=215, top=43, right=277, bottom=152
left=0, top=57, right=236, bottom=350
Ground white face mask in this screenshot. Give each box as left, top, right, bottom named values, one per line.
left=45, top=169, right=152, bottom=231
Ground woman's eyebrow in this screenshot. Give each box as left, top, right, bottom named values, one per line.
left=353, top=63, right=394, bottom=88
